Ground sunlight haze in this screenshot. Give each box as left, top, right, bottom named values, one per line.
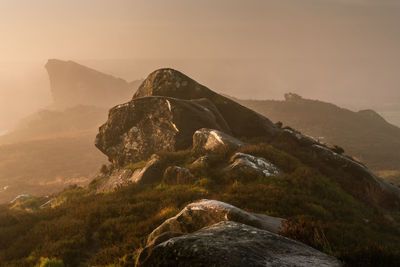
left=1, top=0, right=400, bottom=130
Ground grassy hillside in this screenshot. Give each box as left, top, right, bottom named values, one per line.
left=0, top=133, right=107, bottom=204
left=0, top=141, right=399, bottom=266
left=0, top=105, right=109, bottom=203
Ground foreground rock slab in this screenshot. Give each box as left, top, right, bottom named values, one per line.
left=138, top=221, right=342, bottom=267
left=147, top=199, right=284, bottom=243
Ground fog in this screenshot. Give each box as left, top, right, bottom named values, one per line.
left=1, top=0, right=400, bottom=131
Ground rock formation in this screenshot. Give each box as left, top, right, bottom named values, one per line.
left=138, top=221, right=341, bottom=267
left=133, top=68, right=277, bottom=138
left=95, top=68, right=400, bottom=208
left=95, top=96, right=230, bottom=167
left=45, top=59, right=142, bottom=108
left=146, top=199, right=284, bottom=243
left=138, top=200, right=341, bottom=267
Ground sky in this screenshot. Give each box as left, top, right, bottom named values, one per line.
left=1, top=0, right=400, bottom=130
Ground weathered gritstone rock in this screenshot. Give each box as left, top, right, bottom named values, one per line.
left=147, top=199, right=284, bottom=244
left=162, top=166, right=195, bottom=185
left=192, top=128, right=244, bottom=152
left=133, top=68, right=277, bottom=138
left=94, top=155, right=167, bottom=192
left=282, top=128, right=320, bottom=147
left=95, top=96, right=230, bottom=167
left=226, top=152, right=280, bottom=177
left=138, top=221, right=342, bottom=267
left=130, top=155, right=166, bottom=184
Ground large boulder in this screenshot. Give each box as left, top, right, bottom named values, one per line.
left=130, top=154, right=166, bottom=184
left=45, top=59, right=142, bottom=108
left=133, top=68, right=277, bottom=139
left=192, top=128, right=244, bottom=152
left=147, top=199, right=284, bottom=243
left=95, top=96, right=230, bottom=167
left=138, top=221, right=342, bottom=267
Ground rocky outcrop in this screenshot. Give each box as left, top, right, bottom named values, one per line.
left=226, top=152, right=280, bottom=178
left=192, top=128, right=244, bottom=152
left=94, top=67, right=400, bottom=210
left=312, top=144, right=400, bottom=206
left=95, top=96, right=230, bottom=167
left=162, top=166, right=195, bottom=185
left=133, top=68, right=277, bottom=138
left=138, top=221, right=341, bottom=267
left=45, top=59, right=141, bottom=108
left=146, top=199, right=284, bottom=243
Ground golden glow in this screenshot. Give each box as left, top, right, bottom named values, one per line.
left=1, top=0, right=400, bottom=130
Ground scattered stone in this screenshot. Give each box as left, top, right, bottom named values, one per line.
left=190, top=156, right=210, bottom=169
left=226, top=152, right=280, bottom=178
left=162, top=166, right=195, bottom=185
left=10, top=194, right=31, bottom=204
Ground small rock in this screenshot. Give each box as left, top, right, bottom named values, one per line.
left=226, top=152, right=280, bottom=178
left=162, top=166, right=195, bottom=185
left=191, top=156, right=210, bottom=169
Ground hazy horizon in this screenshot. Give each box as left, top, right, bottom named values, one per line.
left=1, top=0, right=400, bottom=130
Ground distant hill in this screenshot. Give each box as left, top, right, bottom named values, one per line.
left=45, top=59, right=143, bottom=108
left=0, top=105, right=107, bottom=144
left=235, top=93, right=400, bottom=185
